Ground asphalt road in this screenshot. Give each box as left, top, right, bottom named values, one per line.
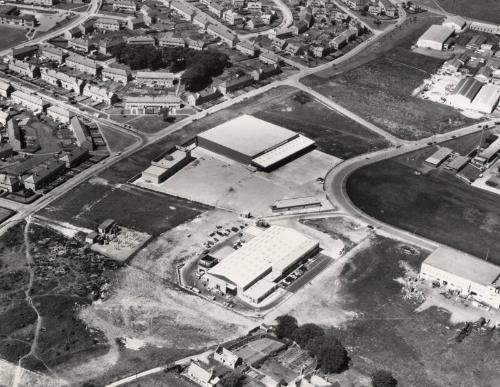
left=0, top=0, right=101, bottom=57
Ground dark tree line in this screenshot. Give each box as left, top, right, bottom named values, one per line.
left=275, top=315, right=349, bottom=374
left=110, top=44, right=229, bottom=91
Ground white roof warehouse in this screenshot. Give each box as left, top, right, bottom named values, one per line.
left=420, top=246, right=500, bottom=309
left=206, top=225, right=319, bottom=301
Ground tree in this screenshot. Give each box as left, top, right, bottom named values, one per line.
left=275, top=315, right=298, bottom=339
left=220, top=371, right=243, bottom=387
left=371, top=370, right=398, bottom=387
left=292, top=323, right=325, bottom=348
left=309, top=334, right=348, bottom=374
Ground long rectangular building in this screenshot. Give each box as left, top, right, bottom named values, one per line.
left=206, top=225, right=319, bottom=298
left=420, top=247, right=500, bottom=309
left=197, top=114, right=315, bottom=171
left=125, top=95, right=182, bottom=114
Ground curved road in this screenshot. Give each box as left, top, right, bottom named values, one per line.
left=0, top=0, right=101, bottom=57
left=325, top=119, right=500, bottom=252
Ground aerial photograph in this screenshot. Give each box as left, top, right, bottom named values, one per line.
left=0, top=0, right=499, bottom=386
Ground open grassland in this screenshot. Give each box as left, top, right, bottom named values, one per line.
left=0, top=223, right=121, bottom=386
left=330, top=236, right=500, bottom=387
left=346, top=132, right=500, bottom=265
left=99, top=124, right=139, bottom=153
left=254, top=91, right=390, bottom=159
left=302, top=13, right=478, bottom=140
left=418, top=0, right=500, bottom=24
left=0, top=26, right=27, bottom=51
left=38, top=179, right=211, bottom=236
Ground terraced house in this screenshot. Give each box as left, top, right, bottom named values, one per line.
left=125, top=95, right=182, bottom=114
left=11, top=90, right=48, bottom=113
left=65, top=54, right=101, bottom=76
left=83, top=84, right=118, bottom=105
left=102, top=64, right=131, bottom=84
left=8, top=59, right=40, bottom=79
left=95, top=17, right=121, bottom=31
left=40, top=68, right=85, bottom=94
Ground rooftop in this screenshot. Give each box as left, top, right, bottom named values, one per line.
left=197, top=114, right=298, bottom=159
left=208, top=225, right=318, bottom=290
left=423, top=246, right=500, bottom=287
left=418, top=24, right=454, bottom=44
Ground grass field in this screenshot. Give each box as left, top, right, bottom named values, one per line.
left=302, top=13, right=478, bottom=140
left=346, top=132, right=500, bottom=265
left=254, top=91, right=390, bottom=159
left=39, top=180, right=211, bottom=236
left=329, top=236, right=500, bottom=387
left=99, top=124, right=139, bottom=153
left=418, top=0, right=500, bottom=24
left=0, top=26, right=27, bottom=51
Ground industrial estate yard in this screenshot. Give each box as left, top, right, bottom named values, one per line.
left=1, top=1, right=500, bottom=387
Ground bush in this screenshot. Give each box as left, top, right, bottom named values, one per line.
left=292, top=323, right=325, bottom=348
left=309, top=334, right=348, bottom=374
left=220, top=371, right=243, bottom=387
left=275, top=315, right=298, bottom=339
left=371, top=370, right=398, bottom=387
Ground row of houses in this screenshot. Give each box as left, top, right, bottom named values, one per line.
left=0, top=146, right=89, bottom=192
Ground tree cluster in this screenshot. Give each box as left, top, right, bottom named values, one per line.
left=220, top=371, right=244, bottom=387
left=275, top=315, right=349, bottom=374
left=110, top=44, right=229, bottom=91
left=371, top=370, right=398, bottom=387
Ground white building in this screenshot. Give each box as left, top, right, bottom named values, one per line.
left=206, top=225, right=319, bottom=302
left=420, top=247, right=500, bottom=309
left=471, top=84, right=500, bottom=114
left=11, top=90, right=48, bottom=112
left=83, top=84, right=118, bottom=105
left=47, top=105, right=73, bottom=124
left=442, top=15, right=467, bottom=32
left=125, top=95, right=182, bottom=114
left=135, top=71, right=175, bottom=87
left=416, top=25, right=454, bottom=51
left=448, top=77, right=483, bottom=110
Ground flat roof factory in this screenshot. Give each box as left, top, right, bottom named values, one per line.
left=420, top=246, right=500, bottom=309
left=206, top=225, right=319, bottom=303
left=196, top=115, right=315, bottom=171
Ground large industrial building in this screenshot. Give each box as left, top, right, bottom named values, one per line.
left=420, top=247, right=500, bottom=309
left=197, top=115, right=315, bottom=171
left=416, top=25, right=454, bottom=51
left=206, top=225, right=319, bottom=304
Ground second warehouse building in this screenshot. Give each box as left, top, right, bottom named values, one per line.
left=206, top=225, right=319, bottom=304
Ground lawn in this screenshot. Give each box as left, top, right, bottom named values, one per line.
left=38, top=181, right=211, bottom=236
left=346, top=133, right=500, bottom=265
left=328, top=236, right=500, bottom=387
left=128, top=115, right=170, bottom=134
left=254, top=91, right=390, bottom=159
left=302, top=12, right=478, bottom=140
left=99, top=124, right=139, bottom=153
left=0, top=26, right=27, bottom=51
left=418, top=0, right=500, bottom=24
